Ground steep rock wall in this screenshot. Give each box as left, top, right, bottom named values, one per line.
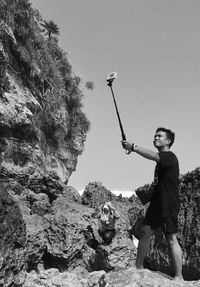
left=0, top=4, right=88, bottom=183
left=0, top=70, right=82, bottom=182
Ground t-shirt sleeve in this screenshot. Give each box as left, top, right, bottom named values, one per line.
left=158, top=152, right=175, bottom=168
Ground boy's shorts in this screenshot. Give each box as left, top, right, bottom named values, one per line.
left=143, top=207, right=178, bottom=234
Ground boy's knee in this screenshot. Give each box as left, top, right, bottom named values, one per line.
left=166, top=234, right=182, bottom=251
left=166, top=233, right=177, bottom=244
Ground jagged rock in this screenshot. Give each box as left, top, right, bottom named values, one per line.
left=30, top=193, right=51, bottom=216
left=0, top=12, right=88, bottom=183
left=0, top=21, right=17, bottom=46
left=178, top=169, right=200, bottom=280
left=0, top=174, right=139, bottom=286
left=91, top=237, right=136, bottom=272
left=24, top=266, right=200, bottom=287
left=0, top=42, right=7, bottom=65
left=127, top=195, right=144, bottom=239
left=27, top=172, right=64, bottom=202
left=25, top=215, right=47, bottom=271
left=128, top=169, right=200, bottom=281
left=81, top=182, right=137, bottom=271
left=43, top=199, right=97, bottom=272
left=1, top=166, right=200, bottom=286
left=0, top=69, right=84, bottom=182
left=0, top=10, right=89, bottom=285
left=107, top=266, right=199, bottom=287
left=82, top=182, right=116, bottom=208
left=24, top=269, right=107, bottom=287
left=81, top=181, right=134, bottom=212
left=81, top=182, right=136, bottom=238
left=0, top=41, right=9, bottom=97
left=84, top=271, right=107, bottom=287
left=63, top=185, right=82, bottom=204
left=0, top=175, right=95, bottom=286
left=0, top=183, right=26, bottom=287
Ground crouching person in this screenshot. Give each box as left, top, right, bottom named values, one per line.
left=98, top=202, right=120, bottom=244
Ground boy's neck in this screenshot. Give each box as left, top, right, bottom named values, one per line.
left=157, top=146, right=170, bottom=152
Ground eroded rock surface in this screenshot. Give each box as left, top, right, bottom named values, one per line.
left=128, top=169, right=200, bottom=281
left=0, top=177, right=137, bottom=286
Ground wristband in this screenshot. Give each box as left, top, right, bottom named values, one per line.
left=131, top=143, right=137, bottom=152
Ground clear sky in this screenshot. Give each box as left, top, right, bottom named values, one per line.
left=31, top=0, right=200, bottom=194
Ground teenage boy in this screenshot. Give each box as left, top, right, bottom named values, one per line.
left=121, top=127, right=183, bottom=280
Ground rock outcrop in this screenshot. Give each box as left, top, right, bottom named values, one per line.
left=24, top=266, right=200, bottom=287
left=0, top=175, right=137, bottom=286
left=129, top=168, right=200, bottom=281
left=1, top=168, right=200, bottom=286
left=0, top=1, right=89, bottom=185
left=107, top=266, right=199, bottom=287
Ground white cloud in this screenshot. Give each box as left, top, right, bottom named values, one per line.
left=112, top=190, right=135, bottom=197
left=78, top=190, right=135, bottom=198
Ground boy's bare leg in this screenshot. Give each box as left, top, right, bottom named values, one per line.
left=165, top=233, right=183, bottom=280
left=136, top=225, right=153, bottom=269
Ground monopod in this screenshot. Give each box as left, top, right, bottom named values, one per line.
left=106, top=72, right=130, bottom=154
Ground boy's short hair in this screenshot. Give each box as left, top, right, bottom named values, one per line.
left=156, top=127, right=175, bottom=148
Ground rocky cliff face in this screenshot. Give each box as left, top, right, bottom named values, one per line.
left=0, top=2, right=92, bottom=285
left=0, top=38, right=84, bottom=184
left=0, top=67, right=83, bottom=182
left=0, top=2, right=88, bottom=184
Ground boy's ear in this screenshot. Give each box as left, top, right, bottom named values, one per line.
left=166, top=138, right=171, bottom=146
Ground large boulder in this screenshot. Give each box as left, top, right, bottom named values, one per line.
left=91, top=237, right=136, bottom=272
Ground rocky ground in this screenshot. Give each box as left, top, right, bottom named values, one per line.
left=107, top=267, right=199, bottom=287
left=24, top=266, right=200, bottom=287
left=1, top=179, right=200, bottom=286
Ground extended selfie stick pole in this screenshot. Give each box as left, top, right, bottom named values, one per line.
left=106, top=72, right=130, bottom=154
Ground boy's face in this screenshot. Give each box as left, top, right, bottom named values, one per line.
left=153, top=131, right=171, bottom=149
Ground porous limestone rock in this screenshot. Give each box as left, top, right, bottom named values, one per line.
left=129, top=168, right=200, bottom=281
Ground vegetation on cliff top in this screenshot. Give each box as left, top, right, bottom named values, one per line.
left=0, top=0, right=93, bottom=148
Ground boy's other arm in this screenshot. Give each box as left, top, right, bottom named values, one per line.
left=134, top=145, right=160, bottom=162
left=121, top=140, right=160, bottom=163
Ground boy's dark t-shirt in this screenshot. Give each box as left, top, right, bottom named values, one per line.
left=150, top=151, right=180, bottom=217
